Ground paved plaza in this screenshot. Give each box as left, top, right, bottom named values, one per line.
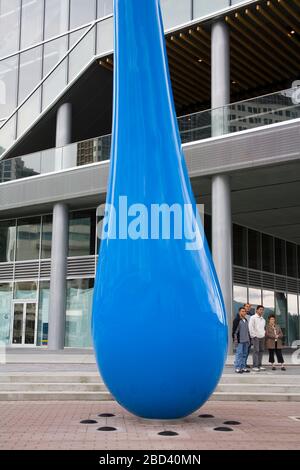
left=0, top=400, right=299, bottom=450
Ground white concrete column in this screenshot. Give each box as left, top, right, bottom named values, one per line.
left=48, top=203, right=69, bottom=350
left=211, top=21, right=233, bottom=349
left=55, top=102, right=72, bottom=170
left=48, top=103, right=71, bottom=350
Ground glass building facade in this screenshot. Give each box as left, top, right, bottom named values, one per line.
left=0, top=210, right=300, bottom=348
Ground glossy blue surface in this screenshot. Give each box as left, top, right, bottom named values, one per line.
left=92, top=0, right=228, bottom=419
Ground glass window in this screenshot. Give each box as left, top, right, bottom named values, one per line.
left=262, top=233, right=274, bottom=273
left=41, top=215, right=52, bottom=259
left=0, top=283, right=13, bottom=344
left=248, top=229, right=261, bottom=270
left=275, top=291, right=288, bottom=344
left=44, top=0, right=69, bottom=40
left=204, top=214, right=212, bottom=250
left=37, top=281, right=50, bottom=346
left=286, top=242, right=297, bottom=278
left=193, top=0, right=229, bottom=19
left=275, top=238, right=286, bottom=276
left=65, top=278, right=94, bottom=347
left=287, top=293, right=299, bottom=347
left=20, top=0, right=44, bottom=49
left=263, top=290, right=275, bottom=320
left=0, top=220, right=16, bottom=262
left=160, top=0, right=192, bottom=30
left=0, top=56, right=18, bottom=119
left=69, top=210, right=96, bottom=257
left=233, top=224, right=247, bottom=267
left=97, top=0, right=113, bottom=18
left=18, top=46, right=42, bottom=104
left=0, top=0, right=21, bottom=58
left=96, top=16, right=113, bottom=55
left=14, top=281, right=37, bottom=300
left=69, top=0, right=96, bottom=29
left=43, top=36, right=68, bottom=77
left=16, top=217, right=41, bottom=261
left=248, top=288, right=262, bottom=315
left=233, top=285, right=247, bottom=317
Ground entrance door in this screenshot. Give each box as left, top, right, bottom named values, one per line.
left=11, top=302, right=37, bottom=346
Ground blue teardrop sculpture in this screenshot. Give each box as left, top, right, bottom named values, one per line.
left=92, top=0, right=228, bottom=420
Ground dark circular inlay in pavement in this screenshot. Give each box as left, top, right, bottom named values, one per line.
left=199, top=414, right=215, bottom=418
left=97, top=426, right=117, bottom=432
left=98, top=413, right=116, bottom=418
left=223, top=420, right=241, bottom=426
left=158, top=431, right=178, bottom=437
left=80, top=420, right=98, bottom=424
left=214, top=426, right=233, bottom=432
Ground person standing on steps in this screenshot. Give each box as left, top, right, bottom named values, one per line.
left=249, top=305, right=266, bottom=371
left=232, top=307, right=251, bottom=374
left=265, top=314, right=286, bottom=371
left=244, top=303, right=252, bottom=369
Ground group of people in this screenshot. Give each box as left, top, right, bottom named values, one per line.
left=232, top=303, right=286, bottom=373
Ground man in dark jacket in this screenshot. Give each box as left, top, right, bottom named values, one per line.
left=232, top=307, right=251, bottom=374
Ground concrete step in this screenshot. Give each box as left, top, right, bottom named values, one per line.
left=211, top=392, right=300, bottom=402
left=0, top=382, right=107, bottom=392
left=220, top=374, right=300, bottom=384
left=0, top=391, right=113, bottom=401
left=0, top=373, right=101, bottom=383
left=216, top=383, right=300, bottom=393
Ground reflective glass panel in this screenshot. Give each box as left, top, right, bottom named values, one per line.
left=97, top=0, right=113, bottom=18
left=193, top=0, right=229, bottom=19
left=248, top=288, right=262, bottom=315
left=287, top=293, right=299, bottom=347
left=12, top=302, right=23, bottom=344
left=16, top=217, right=41, bottom=261
left=286, top=242, right=297, bottom=278
left=69, top=0, right=96, bottom=29
left=262, top=233, right=274, bottom=273
left=160, top=0, right=192, bottom=30
left=43, top=36, right=68, bottom=77
left=15, top=281, right=37, bottom=300
left=41, top=215, right=52, bottom=259
left=65, top=278, right=94, bottom=347
left=248, top=229, right=261, bottom=270
left=96, top=16, right=113, bottom=55
left=20, top=0, right=44, bottom=49
left=0, top=283, right=13, bottom=344
left=0, top=55, right=18, bottom=119
left=0, top=0, right=21, bottom=58
left=37, top=281, right=50, bottom=346
left=68, top=27, right=96, bottom=82
left=233, top=224, right=247, bottom=267
left=0, top=220, right=16, bottom=262
left=263, top=289, right=275, bottom=320
left=275, top=291, right=288, bottom=343
left=44, top=0, right=69, bottom=39
left=275, top=238, right=286, bottom=276
left=24, top=303, right=36, bottom=344
left=233, top=285, right=247, bottom=317
left=18, top=46, right=42, bottom=104
left=69, top=210, right=96, bottom=257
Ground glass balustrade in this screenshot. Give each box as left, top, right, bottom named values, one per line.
left=1, top=86, right=300, bottom=184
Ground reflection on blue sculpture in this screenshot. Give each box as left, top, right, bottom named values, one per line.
left=92, top=0, right=228, bottom=419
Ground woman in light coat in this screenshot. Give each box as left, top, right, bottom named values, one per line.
left=265, top=314, right=286, bottom=371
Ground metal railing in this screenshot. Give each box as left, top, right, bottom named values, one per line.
left=1, top=86, right=300, bottom=184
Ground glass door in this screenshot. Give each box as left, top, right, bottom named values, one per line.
left=11, top=302, right=37, bottom=345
